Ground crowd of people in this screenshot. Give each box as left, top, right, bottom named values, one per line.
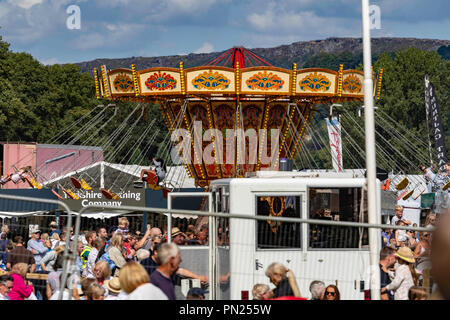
left=0, top=204, right=449, bottom=300
left=250, top=205, right=444, bottom=301
left=378, top=205, right=438, bottom=300
left=0, top=217, right=211, bottom=300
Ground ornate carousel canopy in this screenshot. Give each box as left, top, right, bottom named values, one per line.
left=93, top=47, right=383, bottom=187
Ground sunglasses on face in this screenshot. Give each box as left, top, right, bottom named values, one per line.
left=325, top=291, right=336, bottom=296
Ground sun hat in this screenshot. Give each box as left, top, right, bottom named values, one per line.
left=105, top=276, right=122, bottom=295
left=172, top=227, right=186, bottom=238
left=395, top=247, right=415, bottom=263
left=136, top=249, right=150, bottom=262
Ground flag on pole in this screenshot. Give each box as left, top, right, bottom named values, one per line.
left=425, top=75, right=448, bottom=172
left=326, top=116, right=343, bottom=172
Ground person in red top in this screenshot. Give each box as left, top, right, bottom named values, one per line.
left=8, top=262, right=34, bottom=300
left=124, top=234, right=137, bottom=259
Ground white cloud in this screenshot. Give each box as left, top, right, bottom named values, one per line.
left=70, top=22, right=146, bottom=50
left=245, top=1, right=359, bottom=42
left=40, top=57, right=60, bottom=65
left=1, top=0, right=74, bottom=44
left=194, top=42, right=215, bottom=54
left=94, top=0, right=229, bottom=23
left=10, top=0, right=44, bottom=9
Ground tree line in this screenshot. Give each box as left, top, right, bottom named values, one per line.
left=0, top=36, right=448, bottom=172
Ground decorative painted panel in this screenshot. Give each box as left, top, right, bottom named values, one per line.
left=138, top=68, right=182, bottom=95
left=341, top=70, right=364, bottom=96
left=108, top=69, right=135, bottom=95
left=240, top=68, right=291, bottom=94
left=186, top=68, right=235, bottom=94
left=296, top=69, right=337, bottom=95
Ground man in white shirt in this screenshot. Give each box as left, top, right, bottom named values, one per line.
left=390, top=205, right=411, bottom=226
left=27, top=230, right=49, bottom=270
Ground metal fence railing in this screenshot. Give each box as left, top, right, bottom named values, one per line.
left=0, top=193, right=435, bottom=300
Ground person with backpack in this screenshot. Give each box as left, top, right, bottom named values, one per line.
left=101, top=233, right=126, bottom=277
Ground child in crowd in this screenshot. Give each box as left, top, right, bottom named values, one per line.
left=114, top=218, right=130, bottom=239
left=395, top=220, right=409, bottom=247
left=114, top=217, right=133, bottom=257
left=86, top=283, right=106, bottom=300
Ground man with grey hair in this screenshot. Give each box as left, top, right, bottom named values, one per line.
left=150, top=242, right=181, bottom=300
left=309, top=280, right=325, bottom=300
left=0, top=275, right=13, bottom=300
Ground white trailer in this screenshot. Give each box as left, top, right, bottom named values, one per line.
left=209, top=171, right=382, bottom=300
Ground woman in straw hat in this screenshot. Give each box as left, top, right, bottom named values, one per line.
left=381, top=247, right=419, bottom=300
left=104, top=276, right=128, bottom=300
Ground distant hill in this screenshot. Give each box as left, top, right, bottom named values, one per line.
left=76, top=37, right=450, bottom=74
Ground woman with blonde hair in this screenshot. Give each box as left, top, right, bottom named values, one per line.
left=119, top=261, right=167, bottom=300
left=414, top=231, right=432, bottom=272
left=93, top=260, right=111, bottom=287
left=381, top=247, right=419, bottom=300
left=424, top=213, right=436, bottom=228
left=40, top=243, right=65, bottom=272
left=86, top=282, right=106, bottom=300
left=252, top=283, right=271, bottom=300
left=50, top=232, right=60, bottom=249
left=8, top=262, right=34, bottom=300
left=265, top=262, right=302, bottom=298
left=106, top=233, right=127, bottom=277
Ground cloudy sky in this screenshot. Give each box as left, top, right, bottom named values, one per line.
left=0, top=0, right=449, bottom=64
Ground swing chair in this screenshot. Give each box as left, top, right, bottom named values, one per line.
left=381, top=178, right=392, bottom=191
left=395, top=177, right=409, bottom=191
left=402, top=182, right=422, bottom=201
left=443, top=181, right=450, bottom=191
left=146, top=171, right=162, bottom=190
left=402, top=189, right=414, bottom=200
left=12, top=165, right=43, bottom=189
left=23, top=174, right=43, bottom=189
left=70, top=176, right=92, bottom=190
left=62, top=187, right=80, bottom=200
left=396, top=189, right=409, bottom=201
left=100, top=188, right=120, bottom=200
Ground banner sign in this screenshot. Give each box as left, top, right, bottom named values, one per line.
left=425, top=75, right=448, bottom=172
left=326, top=116, right=343, bottom=172
left=59, top=188, right=145, bottom=212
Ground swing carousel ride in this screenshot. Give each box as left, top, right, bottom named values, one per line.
left=5, top=47, right=445, bottom=207
left=91, top=47, right=383, bottom=189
